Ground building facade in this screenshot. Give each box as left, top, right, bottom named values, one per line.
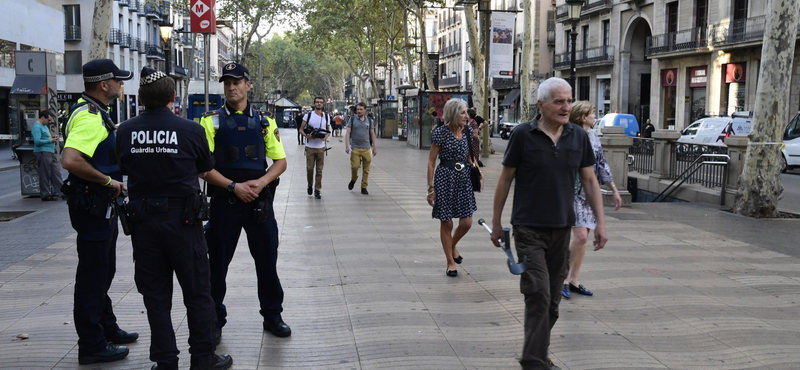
left=554, top=0, right=800, bottom=132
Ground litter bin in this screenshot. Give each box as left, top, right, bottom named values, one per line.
left=13, top=145, right=40, bottom=196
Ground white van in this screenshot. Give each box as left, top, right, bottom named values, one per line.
left=782, top=111, right=800, bottom=172
left=678, top=116, right=753, bottom=147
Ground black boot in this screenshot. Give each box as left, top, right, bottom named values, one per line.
left=190, top=354, right=233, bottom=370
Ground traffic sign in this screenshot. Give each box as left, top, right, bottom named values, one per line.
left=190, top=0, right=216, bottom=34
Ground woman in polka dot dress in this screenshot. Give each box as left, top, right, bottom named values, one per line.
left=426, top=98, right=483, bottom=277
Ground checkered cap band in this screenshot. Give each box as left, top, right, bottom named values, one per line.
left=141, top=71, right=167, bottom=86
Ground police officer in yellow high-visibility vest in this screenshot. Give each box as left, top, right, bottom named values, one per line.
left=199, top=62, right=290, bottom=343
left=61, top=59, right=139, bottom=365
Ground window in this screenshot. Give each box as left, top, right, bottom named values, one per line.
left=582, top=25, right=589, bottom=50
left=565, top=31, right=571, bottom=53
left=578, top=76, right=590, bottom=101
left=64, top=5, right=80, bottom=27
left=603, top=20, right=610, bottom=47
left=733, top=0, right=748, bottom=20
left=695, top=0, right=708, bottom=28
left=666, top=2, right=678, bottom=33
left=65, top=51, right=82, bottom=74
left=0, top=39, right=15, bottom=68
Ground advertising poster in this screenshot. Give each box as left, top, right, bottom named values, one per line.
left=490, top=12, right=516, bottom=79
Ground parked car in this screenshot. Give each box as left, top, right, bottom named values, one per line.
left=678, top=116, right=752, bottom=147
left=594, top=113, right=639, bottom=137
left=783, top=111, right=800, bottom=172
left=499, top=122, right=519, bottom=140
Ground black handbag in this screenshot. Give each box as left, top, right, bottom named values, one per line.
left=468, top=128, right=481, bottom=192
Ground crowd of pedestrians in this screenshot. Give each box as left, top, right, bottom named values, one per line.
left=37, top=59, right=618, bottom=370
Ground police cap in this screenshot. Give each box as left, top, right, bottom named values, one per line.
left=140, top=66, right=167, bottom=86
left=83, top=59, right=133, bottom=83
left=219, top=63, right=250, bottom=82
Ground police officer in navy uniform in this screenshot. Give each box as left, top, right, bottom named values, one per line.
left=199, top=62, right=290, bottom=342
left=61, top=59, right=138, bottom=365
left=116, top=67, right=233, bottom=370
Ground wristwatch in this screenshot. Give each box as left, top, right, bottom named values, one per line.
left=227, top=182, right=236, bottom=193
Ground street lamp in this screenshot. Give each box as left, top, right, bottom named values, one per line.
left=565, top=0, right=583, bottom=99
left=159, top=23, right=173, bottom=75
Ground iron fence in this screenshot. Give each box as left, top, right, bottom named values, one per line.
left=628, top=138, right=654, bottom=174
left=64, top=25, right=81, bottom=41
left=670, top=143, right=728, bottom=187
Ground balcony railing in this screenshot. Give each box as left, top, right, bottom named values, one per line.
left=145, top=3, right=163, bottom=21
left=136, top=2, right=145, bottom=13
left=65, top=25, right=81, bottom=41
left=145, top=42, right=165, bottom=60
left=710, top=15, right=766, bottom=47
left=547, top=30, right=555, bottom=45
left=109, top=28, right=121, bottom=45
left=647, top=27, right=708, bottom=55
left=554, top=45, right=615, bottom=69
left=438, top=44, right=462, bottom=57
left=492, top=75, right=520, bottom=89
left=118, top=0, right=130, bottom=7
left=556, top=0, right=613, bottom=22
left=120, top=33, right=131, bottom=48
left=131, top=0, right=139, bottom=11
left=438, top=75, right=461, bottom=88
left=130, top=37, right=140, bottom=51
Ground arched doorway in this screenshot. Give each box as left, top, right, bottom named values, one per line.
left=620, top=17, right=653, bottom=127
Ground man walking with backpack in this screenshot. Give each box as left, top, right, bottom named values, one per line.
left=344, top=102, right=377, bottom=195
left=299, top=97, right=331, bottom=199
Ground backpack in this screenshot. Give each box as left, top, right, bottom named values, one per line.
left=305, top=111, right=330, bottom=131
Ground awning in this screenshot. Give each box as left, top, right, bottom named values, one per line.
left=10, top=76, right=48, bottom=95
left=499, top=89, right=520, bottom=108
left=274, top=97, right=300, bottom=108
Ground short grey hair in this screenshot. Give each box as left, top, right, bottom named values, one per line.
left=537, top=77, right=571, bottom=102
left=442, top=98, right=467, bottom=125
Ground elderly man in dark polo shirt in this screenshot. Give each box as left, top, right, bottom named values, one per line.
left=491, top=77, right=608, bottom=370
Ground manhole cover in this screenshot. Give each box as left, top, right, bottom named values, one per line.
left=0, top=211, right=34, bottom=222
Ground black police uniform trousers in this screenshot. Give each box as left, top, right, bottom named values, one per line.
left=131, top=209, right=216, bottom=364
left=68, top=204, right=121, bottom=356
left=206, top=192, right=283, bottom=328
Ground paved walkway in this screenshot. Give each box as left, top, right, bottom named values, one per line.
left=1, top=130, right=800, bottom=369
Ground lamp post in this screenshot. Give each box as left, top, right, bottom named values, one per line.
left=159, top=23, right=173, bottom=75
left=565, top=0, right=583, bottom=99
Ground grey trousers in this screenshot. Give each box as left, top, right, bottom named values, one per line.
left=34, top=151, right=64, bottom=197
left=513, top=225, right=570, bottom=370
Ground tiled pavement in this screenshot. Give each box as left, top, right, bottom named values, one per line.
left=1, top=130, right=800, bottom=369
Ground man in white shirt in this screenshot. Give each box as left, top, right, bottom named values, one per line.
left=299, top=97, right=331, bottom=199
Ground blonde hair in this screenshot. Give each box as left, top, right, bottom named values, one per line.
left=443, top=98, right=467, bottom=125
left=570, top=100, right=595, bottom=126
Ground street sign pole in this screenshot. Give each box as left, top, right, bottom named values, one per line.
left=190, top=0, right=216, bottom=112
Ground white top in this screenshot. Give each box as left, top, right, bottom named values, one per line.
left=305, top=111, right=329, bottom=149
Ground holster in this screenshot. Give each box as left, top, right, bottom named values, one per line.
left=183, top=192, right=210, bottom=225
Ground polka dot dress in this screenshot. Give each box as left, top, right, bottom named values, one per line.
left=432, top=125, right=477, bottom=221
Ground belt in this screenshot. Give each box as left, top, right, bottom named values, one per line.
left=439, top=160, right=470, bottom=172
left=134, top=198, right=187, bottom=212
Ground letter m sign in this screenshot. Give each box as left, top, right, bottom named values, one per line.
left=190, top=0, right=216, bottom=34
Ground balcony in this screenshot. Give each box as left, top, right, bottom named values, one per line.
left=118, top=0, right=129, bottom=7
left=709, top=15, right=766, bottom=47
left=145, top=2, right=163, bottom=21
left=109, top=28, right=121, bottom=45
left=131, top=0, right=139, bottom=11
left=120, top=33, right=131, bottom=48
left=136, top=2, right=145, bottom=13
left=492, top=75, right=520, bottom=89
left=171, top=63, right=188, bottom=77
left=556, top=0, right=613, bottom=22
left=647, top=27, right=707, bottom=56
left=554, top=45, right=615, bottom=69
left=438, top=44, right=462, bottom=57
left=145, top=42, right=165, bottom=60
left=438, top=75, right=461, bottom=89
left=130, top=37, right=140, bottom=51
left=547, top=30, right=555, bottom=45
left=64, top=25, right=81, bottom=41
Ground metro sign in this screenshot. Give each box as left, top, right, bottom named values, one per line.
left=190, top=0, right=216, bottom=34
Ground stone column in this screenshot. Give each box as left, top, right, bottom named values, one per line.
left=599, top=126, right=633, bottom=207
left=723, top=135, right=749, bottom=196
left=650, top=130, right=681, bottom=179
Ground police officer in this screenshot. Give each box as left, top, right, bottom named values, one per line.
left=200, top=62, right=290, bottom=342
left=116, top=67, right=233, bottom=370
left=61, top=59, right=138, bottom=365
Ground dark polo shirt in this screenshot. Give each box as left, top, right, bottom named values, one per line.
left=502, top=115, right=595, bottom=228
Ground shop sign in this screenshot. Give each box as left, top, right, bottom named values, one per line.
left=726, top=62, right=746, bottom=83
left=661, top=68, right=678, bottom=87
left=689, top=66, right=707, bottom=87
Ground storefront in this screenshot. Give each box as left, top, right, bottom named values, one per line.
left=723, top=62, right=746, bottom=116
left=688, top=66, right=707, bottom=123
left=661, top=68, right=678, bottom=129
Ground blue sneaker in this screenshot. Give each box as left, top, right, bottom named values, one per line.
left=561, top=284, right=570, bottom=299
left=569, top=283, right=593, bottom=296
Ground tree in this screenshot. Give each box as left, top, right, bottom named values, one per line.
left=519, top=0, right=532, bottom=121
left=89, top=0, right=113, bottom=60
left=216, top=0, right=299, bottom=63
left=463, top=4, right=485, bottom=118
left=731, top=0, right=800, bottom=217
left=396, top=0, right=444, bottom=91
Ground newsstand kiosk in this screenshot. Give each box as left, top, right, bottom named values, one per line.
left=9, top=51, right=59, bottom=196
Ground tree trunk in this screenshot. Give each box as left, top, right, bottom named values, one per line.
left=417, top=5, right=435, bottom=91
left=519, top=0, right=532, bottom=121
left=731, top=0, right=800, bottom=217
left=89, top=0, right=113, bottom=60
left=464, top=5, right=485, bottom=118
left=180, top=33, right=196, bottom=119
left=402, top=10, right=414, bottom=86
